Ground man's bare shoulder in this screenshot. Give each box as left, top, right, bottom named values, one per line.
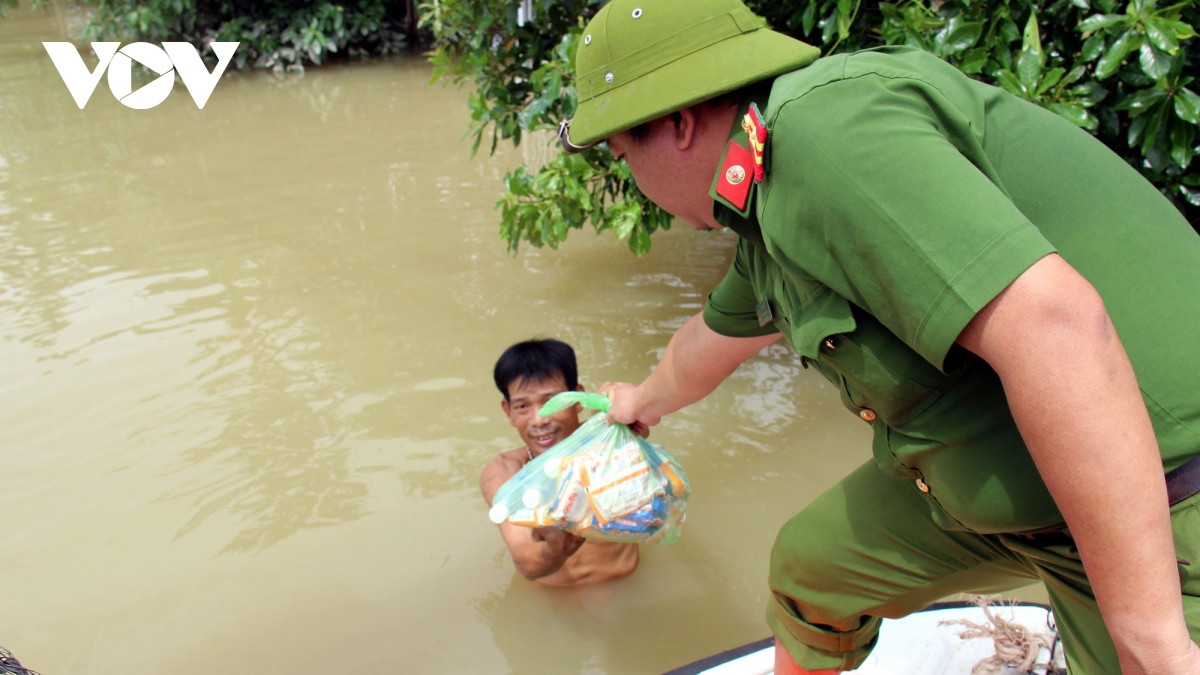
left=480, top=447, right=530, bottom=505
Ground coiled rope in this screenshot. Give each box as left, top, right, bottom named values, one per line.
left=939, top=595, right=1065, bottom=675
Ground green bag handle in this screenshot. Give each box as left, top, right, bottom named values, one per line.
left=538, top=391, right=611, bottom=416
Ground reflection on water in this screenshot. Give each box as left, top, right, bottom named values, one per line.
left=391, top=437, right=497, bottom=499
left=0, top=6, right=1044, bottom=674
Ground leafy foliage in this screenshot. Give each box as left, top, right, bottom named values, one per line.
left=425, top=0, right=1200, bottom=254
left=4, top=0, right=417, bottom=73
left=421, top=0, right=673, bottom=253
left=0, top=0, right=48, bottom=20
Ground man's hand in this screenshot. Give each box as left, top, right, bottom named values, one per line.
left=482, top=451, right=587, bottom=581
left=533, top=527, right=586, bottom=559
left=506, top=526, right=586, bottom=581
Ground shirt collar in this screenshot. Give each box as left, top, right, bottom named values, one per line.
left=708, top=84, right=772, bottom=250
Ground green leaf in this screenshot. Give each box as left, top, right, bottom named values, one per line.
left=1120, top=67, right=1155, bottom=87
left=1049, top=102, right=1098, bottom=130
left=1017, top=49, right=1042, bottom=89
left=802, top=0, right=817, bottom=36
left=1037, top=67, right=1066, bottom=95
left=1081, top=32, right=1107, bottom=62
left=1170, top=119, right=1195, bottom=168
left=613, top=205, right=638, bottom=240
left=821, top=8, right=837, bottom=44
left=1022, top=12, right=1045, bottom=66
left=944, top=21, right=983, bottom=55
left=629, top=227, right=652, bottom=256
left=1061, top=65, right=1088, bottom=87
left=1116, top=87, right=1168, bottom=114
left=1098, top=106, right=1122, bottom=138
left=1173, top=20, right=1197, bottom=40
left=836, top=7, right=852, bottom=40
left=552, top=212, right=569, bottom=241
left=1142, top=16, right=1179, bottom=53
left=1140, top=109, right=1164, bottom=155
left=1128, top=113, right=1149, bottom=146
left=506, top=174, right=529, bottom=197
left=1138, top=43, right=1173, bottom=79
left=516, top=96, right=549, bottom=129
left=1174, top=88, right=1200, bottom=124
left=999, top=16, right=1022, bottom=43
left=1180, top=185, right=1200, bottom=207
left=1096, top=30, right=1138, bottom=79
left=996, top=70, right=1026, bottom=97
left=958, top=47, right=989, bottom=74
left=1078, top=13, right=1124, bottom=34
left=1144, top=141, right=1169, bottom=172
left=1070, top=80, right=1109, bottom=106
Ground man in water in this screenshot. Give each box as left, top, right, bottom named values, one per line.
left=559, top=0, right=1200, bottom=672
left=480, top=338, right=639, bottom=586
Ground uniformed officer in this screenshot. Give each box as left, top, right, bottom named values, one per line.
left=558, top=0, right=1200, bottom=673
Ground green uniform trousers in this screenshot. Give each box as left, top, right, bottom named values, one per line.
left=767, top=461, right=1200, bottom=673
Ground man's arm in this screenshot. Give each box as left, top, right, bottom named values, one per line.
left=604, top=312, right=782, bottom=426
left=480, top=454, right=585, bottom=581
left=957, top=253, right=1200, bottom=674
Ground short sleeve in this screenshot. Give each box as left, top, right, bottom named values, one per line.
left=760, top=70, right=1056, bottom=368
left=703, top=239, right=781, bottom=338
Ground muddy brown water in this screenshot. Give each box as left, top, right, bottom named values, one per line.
left=0, top=6, right=1043, bottom=673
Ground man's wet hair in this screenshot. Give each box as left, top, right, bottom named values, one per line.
left=494, top=338, right=579, bottom=402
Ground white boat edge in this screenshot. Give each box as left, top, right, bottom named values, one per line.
left=662, top=601, right=1066, bottom=675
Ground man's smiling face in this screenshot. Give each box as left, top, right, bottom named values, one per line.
left=502, top=375, right=583, bottom=456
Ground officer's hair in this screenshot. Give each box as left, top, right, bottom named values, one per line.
left=494, top=338, right=579, bottom=402
left=627, top=87, right=751, bottom=144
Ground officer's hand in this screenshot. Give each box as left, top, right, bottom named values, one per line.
left=599, top=381, right=662, bottom=429
left=629, top=420, right=651, bottom=439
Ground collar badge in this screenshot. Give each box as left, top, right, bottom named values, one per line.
left=741, top=103, right=768, bottom=183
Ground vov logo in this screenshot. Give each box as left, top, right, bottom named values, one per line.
left=43, top=42, right=240, bottom=110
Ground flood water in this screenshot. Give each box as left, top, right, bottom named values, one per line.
left=0, top=6, right=1043, bottom=674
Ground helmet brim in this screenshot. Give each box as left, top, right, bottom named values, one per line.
left=562, top=29, right=819, bottom=150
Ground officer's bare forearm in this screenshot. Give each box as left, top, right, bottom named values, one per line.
left=958, top=254, right=1193, bottom=673
left=627, top=313, right=780, bottom=422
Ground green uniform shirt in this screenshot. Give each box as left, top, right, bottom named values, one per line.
left=703, top=47, right=1200, bottom=534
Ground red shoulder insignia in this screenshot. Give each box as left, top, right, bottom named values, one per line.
left=740, top=103, right=768, bottom=183
left=716, top=140, right=754, bottom=211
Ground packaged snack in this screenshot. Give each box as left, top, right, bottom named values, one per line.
left=488, top=392, right=690, bottom=544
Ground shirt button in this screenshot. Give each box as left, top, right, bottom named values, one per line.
left=859, top=409, right=876, bottom=422
left=916, top=479, right=930, bottom=493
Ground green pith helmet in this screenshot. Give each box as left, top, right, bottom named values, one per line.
left=559, top=0, right=820, bottom=152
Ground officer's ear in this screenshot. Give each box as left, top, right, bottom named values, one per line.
left=672, top=108, right=697, bottom=151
